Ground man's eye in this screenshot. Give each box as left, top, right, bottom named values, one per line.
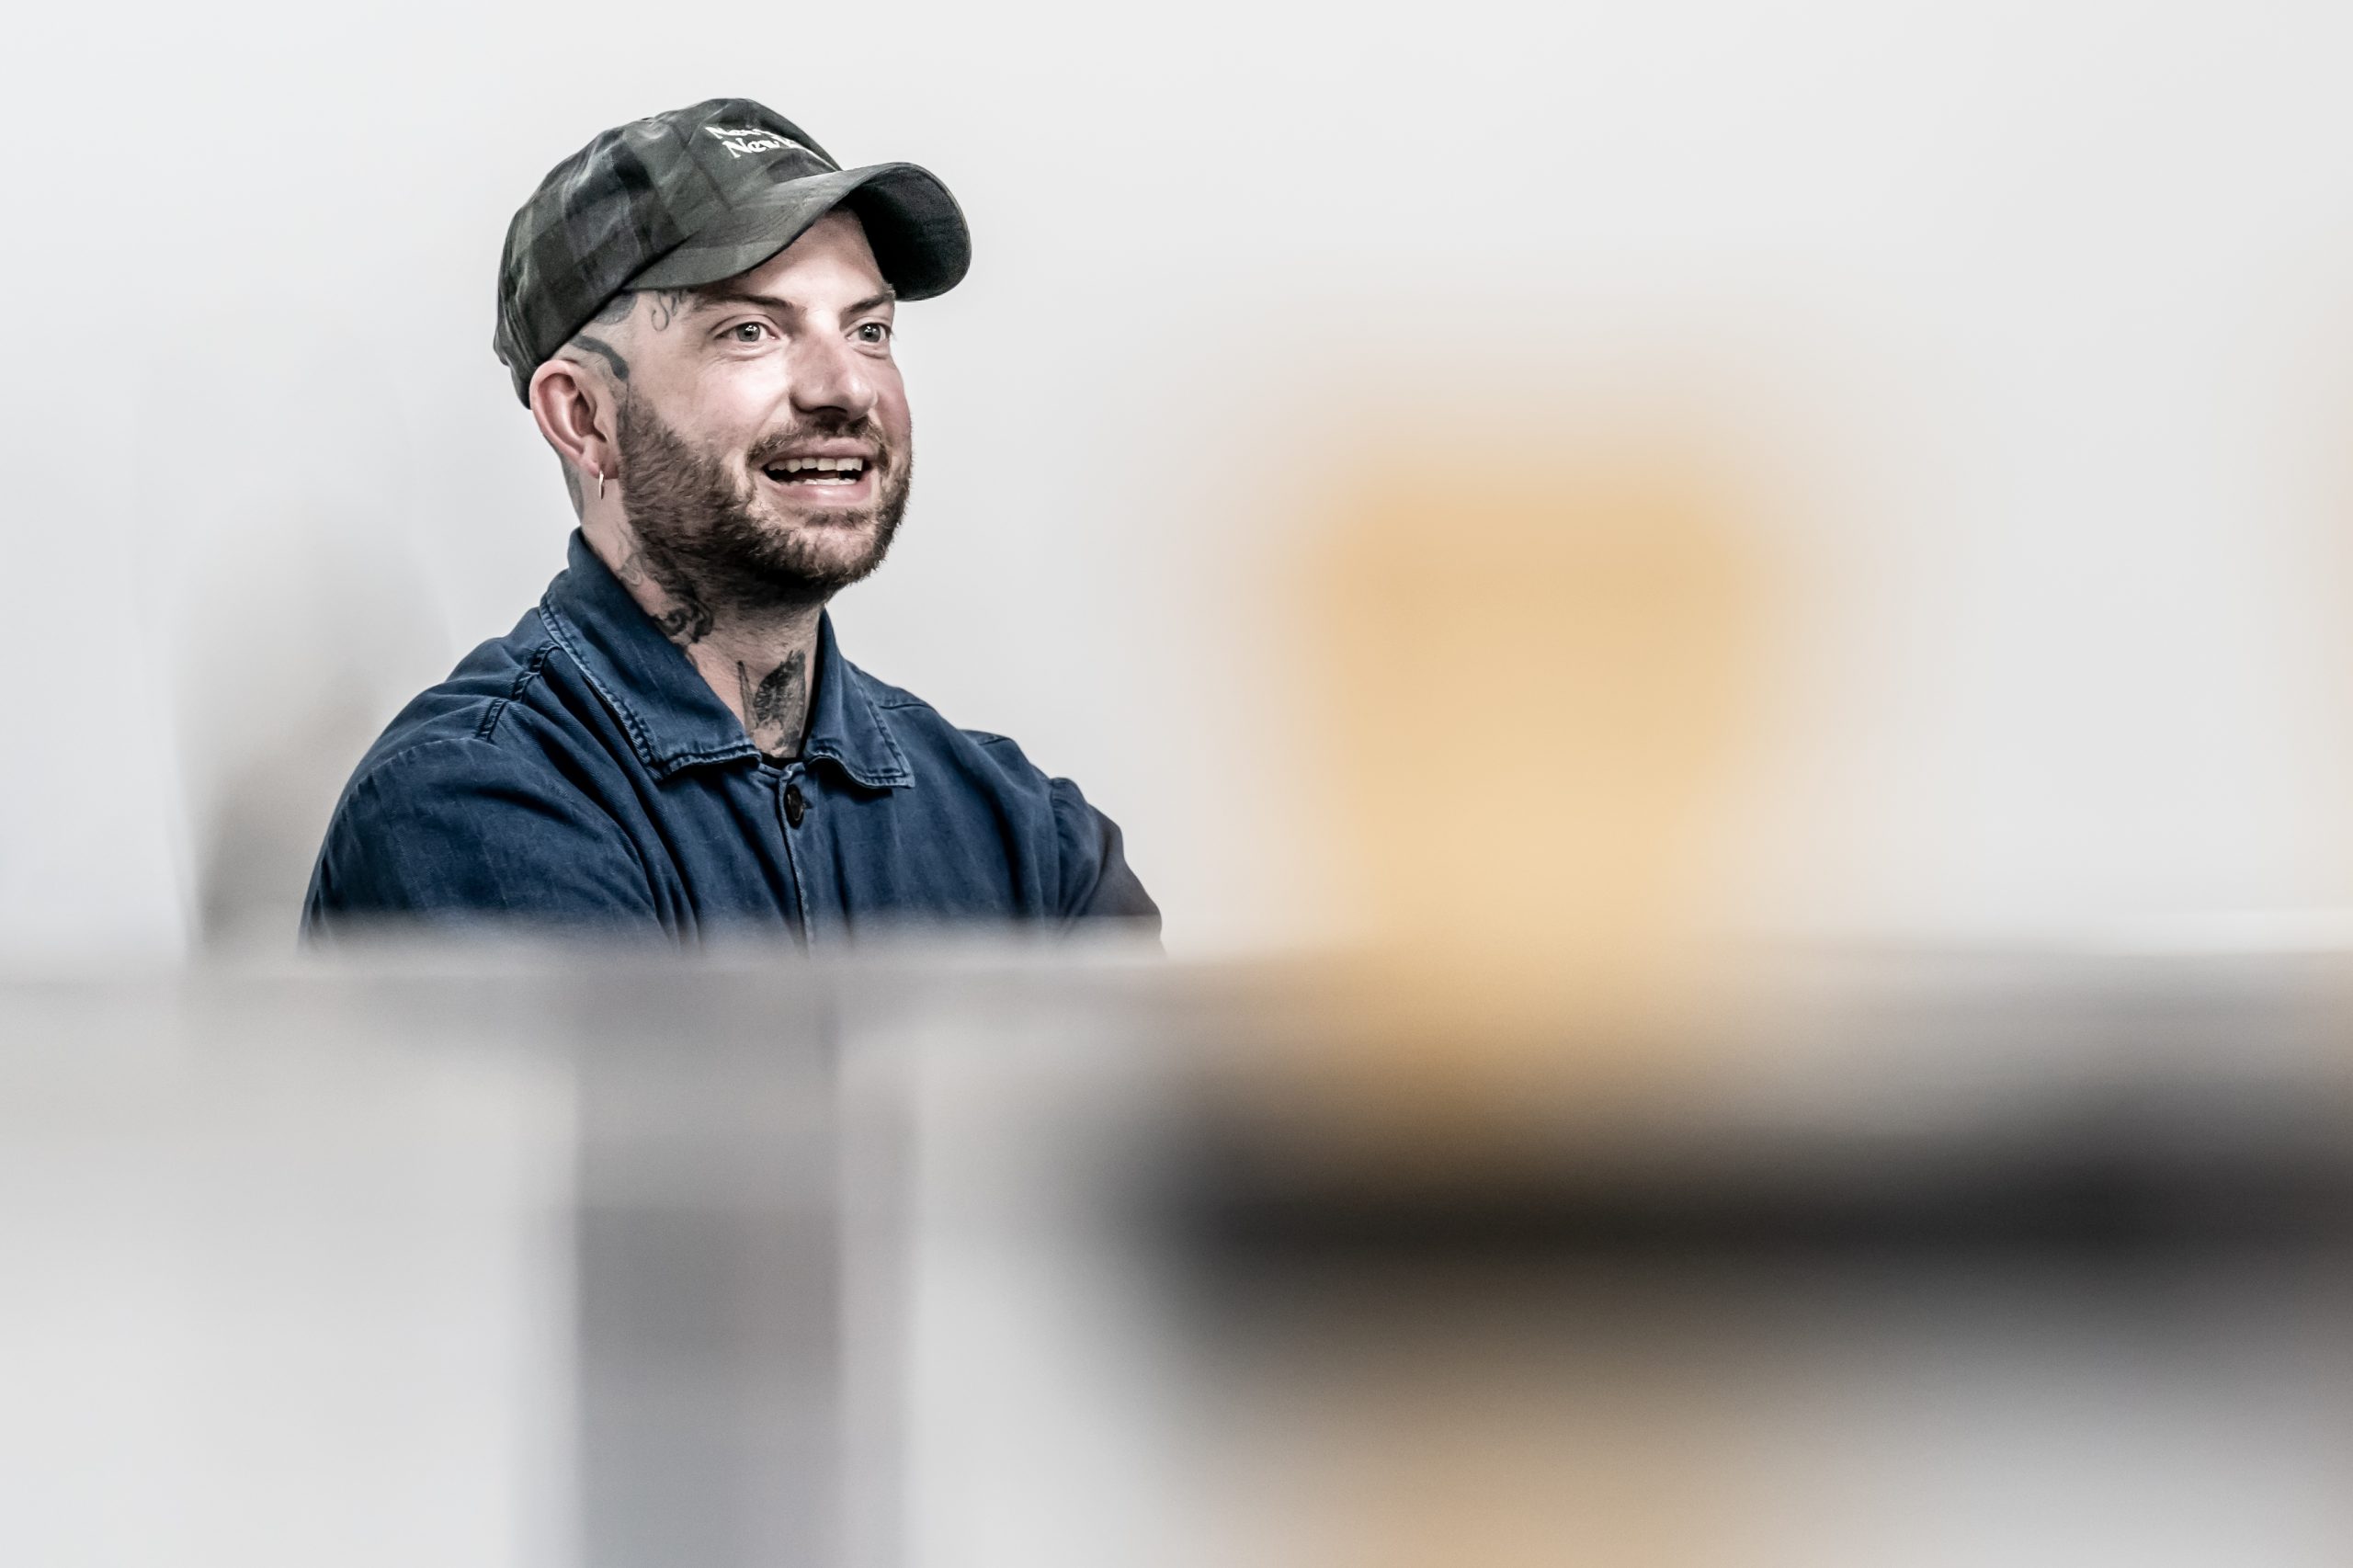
left=730, top=322, right=770, bottom=344
left=855, top=322, right=892, bottom=345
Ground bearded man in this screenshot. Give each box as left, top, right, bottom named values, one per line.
left=302, top=99, right=1157, bottom=940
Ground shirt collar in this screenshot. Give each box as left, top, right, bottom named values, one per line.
left=802, top=611, right=915, bottom=789
left=537, top=529, right=915, bottom=789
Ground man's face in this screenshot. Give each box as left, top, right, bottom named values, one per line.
left=612, top=210, right=913, bottom=608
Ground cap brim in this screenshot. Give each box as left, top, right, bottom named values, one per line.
left=624, top=162, right=970, bottom=299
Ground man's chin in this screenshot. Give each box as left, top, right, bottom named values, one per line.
left=742, top=513, right=892, bottom=591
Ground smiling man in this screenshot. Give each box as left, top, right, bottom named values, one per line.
left=302, top=99, right=1157, bottom=941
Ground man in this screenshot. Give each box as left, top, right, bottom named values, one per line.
left=302, top=99, right=1157, bottom=941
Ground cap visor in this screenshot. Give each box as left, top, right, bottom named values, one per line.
left=625, top=162, right=970, bottom=299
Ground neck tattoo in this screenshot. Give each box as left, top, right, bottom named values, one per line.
left=736, top=649, right=811, bottom=761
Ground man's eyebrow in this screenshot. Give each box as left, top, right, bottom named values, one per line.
left=688, top=285, right=898, bottom=318
left=688, top=287, right=788, bottom=317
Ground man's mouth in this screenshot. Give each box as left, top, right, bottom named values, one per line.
left=763, top=455, right=869, bottom=487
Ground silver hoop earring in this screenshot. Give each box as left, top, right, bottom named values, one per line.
left=596, top=469, right=606, bottom=501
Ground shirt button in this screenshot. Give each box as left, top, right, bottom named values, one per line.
left=783, top=782, right=807, bottom=828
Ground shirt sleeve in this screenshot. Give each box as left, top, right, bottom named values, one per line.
left=302, top=737, right=663, bottom=940
left=1047, top=775, right=1161, bottom=935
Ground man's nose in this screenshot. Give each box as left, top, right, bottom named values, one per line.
left=786, top=330, right=879, bottom=421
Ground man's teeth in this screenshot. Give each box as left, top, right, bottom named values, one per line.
left=774, top=456, right=867, bottom=483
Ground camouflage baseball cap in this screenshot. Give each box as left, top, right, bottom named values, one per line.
left=493, top=97, right=971, bottom=403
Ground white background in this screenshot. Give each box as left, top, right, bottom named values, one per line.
left=9, top=0, right=2353, bottom=960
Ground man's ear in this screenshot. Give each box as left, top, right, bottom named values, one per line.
left=529, top=356, right=619, bottom=491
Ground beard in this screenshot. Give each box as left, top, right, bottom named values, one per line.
left=614, top=391, right=911, bottom=616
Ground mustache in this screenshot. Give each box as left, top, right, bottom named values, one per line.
left=745, top=416, right=894, bottom=469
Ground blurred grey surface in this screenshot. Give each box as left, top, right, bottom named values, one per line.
left=6, top=942, right=2353, bottom=1566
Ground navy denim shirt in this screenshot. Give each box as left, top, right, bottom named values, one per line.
left=303, top=531, right=1157, bottom=943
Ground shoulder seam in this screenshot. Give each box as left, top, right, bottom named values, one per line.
left=475, top=642, right=558, bottom=742
left=346, top=732, right=523, bottom=797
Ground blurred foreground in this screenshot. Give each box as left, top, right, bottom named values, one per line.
left=7, top=937, right=2353, bottom=1566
